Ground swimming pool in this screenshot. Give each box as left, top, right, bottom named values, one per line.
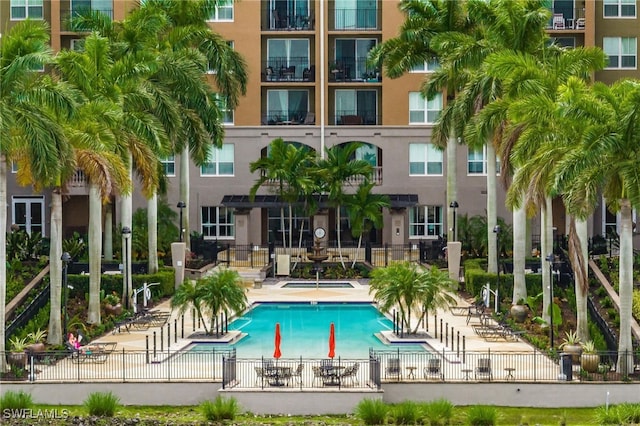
left=189, top=303, right=429, bottom=358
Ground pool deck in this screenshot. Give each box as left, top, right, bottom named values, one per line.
left=94, top=277, right=535, bottom=356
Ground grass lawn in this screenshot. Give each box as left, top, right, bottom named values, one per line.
left=2, top=405, right=601, bottom=425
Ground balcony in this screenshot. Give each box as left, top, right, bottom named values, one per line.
left=60, top=8, right=113, bottom=32
left=332, top=8, right=379, bottom=31
left=345, top=167, right=383, bottom=185
left=331, top=111, right=379, bottom=126
left=547, top=7, right=586, bottom=31
left=262, top=60, right=315, bottom=82
left=262, top=110, right=313, bottom=126
left=264, top=9, right=315, bottom=31
left=329, top=58, right=381, bottom=83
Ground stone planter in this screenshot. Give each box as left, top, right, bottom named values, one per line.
left=510, top=304, right=528, bottom=323
left=562, top=344, right=583, bottom=363
left=581, top=353, right=600, bottom=373
left=105, top=303, right=123, bottom=316
left=7, top=351, right=27, bottom=369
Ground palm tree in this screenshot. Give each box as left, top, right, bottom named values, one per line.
left=1, top=20, right=76, bottom=347
left=345, top=182, right=389, bottom=268
left=316, top=143, right=373, bottom=268
left=197, top=269, right=248, bottom=336
left=171, top=279, right=207, bottom=332
left=369, top=262, right=457, bottom=334
left=250, top=139, right=315, bottom=250
left=554, top=78, right=640, bottom=374
left=369, top=0, right=473, bottom=243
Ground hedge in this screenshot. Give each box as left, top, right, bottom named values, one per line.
left=67, top=268, right=175, bottom=302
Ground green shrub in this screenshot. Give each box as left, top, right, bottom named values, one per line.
left=390, top=400, right=420, bottom=425
left=83, top=391, right=120, bottom=417
left=355, top=398, right=388, bottom=425
left=593, top=404, right=638, bottom=425
left=201, top=396, right=239, bottom=421
left=600, top=296, right=612, bottom=309
left=421, top=398, right=455, bottom=426
left=0, top=391, right=33, bottom=410
left=466, top=405, right=498, bottom=426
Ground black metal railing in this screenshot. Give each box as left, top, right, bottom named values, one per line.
left=262, top=59, right=315, bottom=82
left=262, top=110, right=310, bottom=125
left=331, top=111, right=379, bottom=125
left=266, top=10, right=315, bottom=31
left=5, top=349, right=637, bottom=384
left=329, top=57, right=381, bottom=82
left=5, top=284, right=50, bottom=340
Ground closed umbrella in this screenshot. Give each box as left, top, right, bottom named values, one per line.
left=328, top=322, right=335, bottom=358
left=274, top=322, right=282, bottom=359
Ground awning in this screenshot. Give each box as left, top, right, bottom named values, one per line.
left=221, top=194, right=418, bottom=209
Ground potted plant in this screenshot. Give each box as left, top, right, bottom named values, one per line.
left=510, top=299, right=528, bottom=323
left=7, top=336, right=28, bottom=369
left=580, top=340, right=600, bottom=373
left=559, top=330, right=582, bottom=363
left=103, top=292, right=123, bottom=316
left=26, top=328, right=47, bottom=354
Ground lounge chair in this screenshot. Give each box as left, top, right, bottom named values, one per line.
left=475, top=358, right=492, bottom=381
left=424, top=358, right=443, bottom=380
left=385, top=358, right=401, bottom=379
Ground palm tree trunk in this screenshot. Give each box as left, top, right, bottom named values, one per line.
left=121, top=158, right=133, bottom=309
left=351, top=232, right=363, bottom=268
left=617, top=198, right=634, bottom=375
left=336, top=206, right=345, bottom=269
left=280, top=207, right=286, bottom=250
left=0, top=157, right=8, bottom=371
left=288, top=204, right=293, bottom=254
left=512, top=204, right=527, bottom=303
left=446, top=133, right=457, bottom=243
left=104, top=201, right=113, bottom=261
left=571, top=217, right=589, bottom=341
left=180, top=147, right=190, bottom=250
left=147, top=192, right=159, bottom=274
left=486, top=142, right=497, bottom=274
left=87, top=182, right=102, bottom=324
left=541, top=197, right=553, bottom=326
left=47, top=188, right=63, bottom=345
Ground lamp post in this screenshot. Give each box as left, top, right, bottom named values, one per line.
left=545, top=253, right=555, bottom=348
left=122, top=226, right=132, bottom=310
left=61, top=252, right=72, bottom=338
left=493, top=225, right=501, bottom=287
left=449, top=201, right=459, bottom=242
left=177, top=201, right=186, bottom=242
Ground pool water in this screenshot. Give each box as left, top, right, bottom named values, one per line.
left=189, top=303, right=428, bottom=358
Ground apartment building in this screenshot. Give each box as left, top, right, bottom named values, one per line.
left=1, top=0, right=638, bottom=251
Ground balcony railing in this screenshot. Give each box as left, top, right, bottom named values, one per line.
left=262, top=110, right=311, bottom=125
left=547, top=8, right=586, bottom=30
left=265, top=10, right=314, bottom=31
left=60, top=8, right=113, bottom=32
left=332, top=111, right=379, bottom=125
left=329, top=58, right=381, bottom=82
left=333, top=8, right=378, bottom=31
left=262, top=59, right=315, bottom=82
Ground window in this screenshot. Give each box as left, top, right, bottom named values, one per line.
left=11, top=162, right=18, bottom=173
left=409, top=143, right=443, bottom=175
left=551, top=37, right=576, bottom=48
left=267, top=90, right=309, bottom=123
left=267, top=39, right=310, bottom=80
left=270, top=0, right=310, bottom=30
left=410, top=59, right=440, bottom=73
left=335, top=0, right=377, bottom=29
left=208, top=0, right=233, bottom=21
left=161, top=156, right=175, bottom=176
left=10, top=0, right=43, bottom=19
left=603, top=37, right=637, bottom=69
left=201, top=206, right=234, bottom=239
left=409, top=205, right=443, bottom=237
left=201, top=144, right=234, bottom=176
left=335, top=89, right=377, bottom=124
left=409, top=92, right=442, bottom=124
left=335, top=38, right=377, bottom=80
left=71, top=0, right=113, bottom=18
left=70, top=39, right=85, bottom=51
left=215, top=95, right=234, bottom=125
left=604, top=0, right=636, bottom=17
left=12, top=196, right=45, bottom=235
left=267, top=207, right=310, bottom=244
left=467, top=145, right=501, bottom=175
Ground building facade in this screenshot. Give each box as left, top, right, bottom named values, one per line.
left=1, top=0, right=638, bottom=251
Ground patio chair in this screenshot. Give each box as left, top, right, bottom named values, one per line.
left=424, top=358, right=443, bottom=380
left=290, top=362, right=304, bottom=385
left=312, top=366, right=324, bottom=386
left=552, top=13, right=565, bottom=30
left=475, top=358, right=493, bottom=381
left=255, top=367, right=266, bottom=386
left=341, top=362, right=360, bottom=386
left=386, top=358, right=401, bottom=379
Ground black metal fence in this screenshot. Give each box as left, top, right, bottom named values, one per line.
left=5, top=349, right=637, bottom=385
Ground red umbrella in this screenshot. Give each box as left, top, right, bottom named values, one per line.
left=328, top=322, right=336, bottom=359
left=273, top=323, right=282, bottom=359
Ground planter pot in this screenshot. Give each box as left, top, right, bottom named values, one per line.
left=562, top=344, right=582, bottom=363
left=581, top=353, right=600, bottom=373
left=510, top=305, right=528, bottom=323
left=26, top=343, right=45, bottom=354
left=105, top=303, right=123, bottom=316
left=7, top=351, right=27, bottom=369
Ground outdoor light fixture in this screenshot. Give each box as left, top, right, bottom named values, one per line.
left=545, top=253, right=555, bottom=348
left=61, top=252, right=72, bottom=338
left=122, top=226, right=132, bottom=310
left=493, top=225, right=501, bottom=287
left=449, top=201, right=459, bottom=242
left=177, top=201, right=186, bottom=242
